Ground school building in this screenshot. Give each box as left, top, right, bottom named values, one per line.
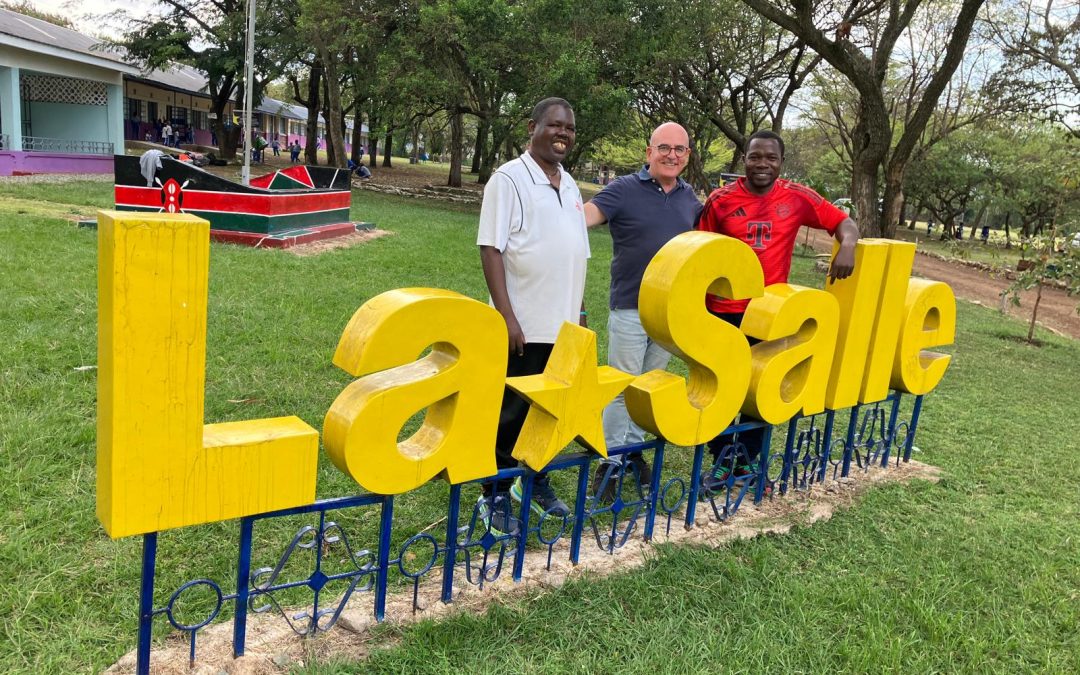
left=0, top=7, right=135, bottom=175
left=0, top=7, right=366, bottom=176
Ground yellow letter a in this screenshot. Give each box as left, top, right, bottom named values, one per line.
left=324, top=289, right=505, bottom=494
left=741, top=285, right=840, bottom=423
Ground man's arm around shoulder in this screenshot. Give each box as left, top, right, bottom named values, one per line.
left=584, top=202, right=607, bottom=228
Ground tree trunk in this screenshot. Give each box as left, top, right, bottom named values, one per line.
left=1004, top=213, right=1012, bottom=249
left=448, top=109, right=463, bottom=188
left=317, top=51, right=347, bottom=168
left=879, top=173, right=906, bottom=238
left=850, top=99, right=892, bottom=237
left=478, top=120, right=506, bottom=185
left=686, top=147, right=708, bottom=193
left=410, top=122, right=420, bottom=164
left=726, top=148, right=743, bottom=174
left=367, top=111, right=379, bottom=171
left=851, top=161, right=880, bottom=236
left=471, top=118, right=487, bottom=174
left=351, top=110, right=363, bottom=165
left=212, top=116, right=241, bottom=160
left=899, top=196, right=912, bottom=229
left=382, top=130, right=392, bottom=167
left=304, top=62, right=323, bottom=165
left=321, top=76, right=335, bottom=167
left=1028, top=281, right=1042, bottom=343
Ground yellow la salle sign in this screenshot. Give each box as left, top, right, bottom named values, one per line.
left=96, top=213, right=954, bottom=539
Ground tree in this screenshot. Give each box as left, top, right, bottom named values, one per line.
left=614, top=0, right=820, bottom=190
left=2, top=0, right=72, bottom=27
left=298, top=0, right=353, bottom=167
left=119, top=0, right=300, bottom=160
left=987, top=1, right=1080, bottom=134
left=903, top=129, right=992, bottom=238
left=741, top=0, right=986, bottom=237
left=991, top=124, right=1080, bottom=237
left=1003, top=226, right=1080, bottom=342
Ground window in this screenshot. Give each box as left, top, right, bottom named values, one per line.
left=147, top=101, right=158, bottom=122
left=191, top=110, right=208, bottom=130
left=126, top=97, right=143, bottom=120
left=166, top=106, right=188, bottom=125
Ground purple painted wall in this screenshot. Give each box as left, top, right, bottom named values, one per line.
left=0, top=151, right=112, bottom=176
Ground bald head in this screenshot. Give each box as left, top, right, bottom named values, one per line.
left=649, top=122, right=689, bottom=147
left=646, top=122, right=691, bottom=189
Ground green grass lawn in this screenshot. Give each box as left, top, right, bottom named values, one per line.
left=0, top=182, right=1077, bottom=673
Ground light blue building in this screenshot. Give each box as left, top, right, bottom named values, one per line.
left=0, top=8, right=137, bottom=175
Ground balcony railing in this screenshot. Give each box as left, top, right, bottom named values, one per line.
left=22, top=136, right=114, bottom=155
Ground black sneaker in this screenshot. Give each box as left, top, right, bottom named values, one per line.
left=627, top=453, right=652, bottom=492
left=477, top=494, right=520, bottom=536
left=511, top=476, right=570, bottom=517
left=590, top=461, right=619, bottom=505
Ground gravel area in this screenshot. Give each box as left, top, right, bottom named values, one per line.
left=0, top=173, right=112, bottom=184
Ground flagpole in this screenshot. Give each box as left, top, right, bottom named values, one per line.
left=241, top=0, right=256, bottom=186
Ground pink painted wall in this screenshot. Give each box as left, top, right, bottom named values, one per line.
left=0, top=151, right=112, bottom=176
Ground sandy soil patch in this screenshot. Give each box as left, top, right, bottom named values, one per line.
left=285, top=229, right=393, bottom=256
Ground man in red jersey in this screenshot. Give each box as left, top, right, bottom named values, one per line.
left=697, top=129, right=859, bottom=492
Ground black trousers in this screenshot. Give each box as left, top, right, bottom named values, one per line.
left=486, top=342, right=554, bottom=495
left=706, top=312, right=766, bottom=466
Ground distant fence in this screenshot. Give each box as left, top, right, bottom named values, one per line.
left=21, top=136, right=113, bottom=155
left=132, top=392, right=924, bottom=674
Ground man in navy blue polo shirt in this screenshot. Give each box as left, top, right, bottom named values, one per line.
left=584, top=122, right=702, bottom=501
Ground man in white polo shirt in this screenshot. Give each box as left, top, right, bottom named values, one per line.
left=477, top=97, right=590, bottom=535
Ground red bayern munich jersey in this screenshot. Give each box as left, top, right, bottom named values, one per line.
left=697, top=177, right=848, bottom=314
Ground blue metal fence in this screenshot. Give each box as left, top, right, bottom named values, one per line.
left=133, top=392, right=924, bottom=673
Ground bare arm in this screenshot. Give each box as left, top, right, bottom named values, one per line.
left=584, top=201, right=608, bottom=228
left=480, top=245, right=526, bottom=355
left=830, top=217, right=860, bottom=282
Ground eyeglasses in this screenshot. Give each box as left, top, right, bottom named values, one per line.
left=652, top=144, right=690, bottom=157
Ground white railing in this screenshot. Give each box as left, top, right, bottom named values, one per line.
left=22, top=136, right=114, bottom=155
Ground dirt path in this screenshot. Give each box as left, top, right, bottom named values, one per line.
left=801, top=229, right=1080, bottom=340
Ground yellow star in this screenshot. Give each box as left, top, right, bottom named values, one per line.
left=507, top=322, right=635, bottom=470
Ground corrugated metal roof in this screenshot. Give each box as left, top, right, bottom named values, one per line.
left=0, top=7, right=130, bottom=67
left=142, top=63, right=209, bottom=93
left=256, top=95, right=306, bottom=120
